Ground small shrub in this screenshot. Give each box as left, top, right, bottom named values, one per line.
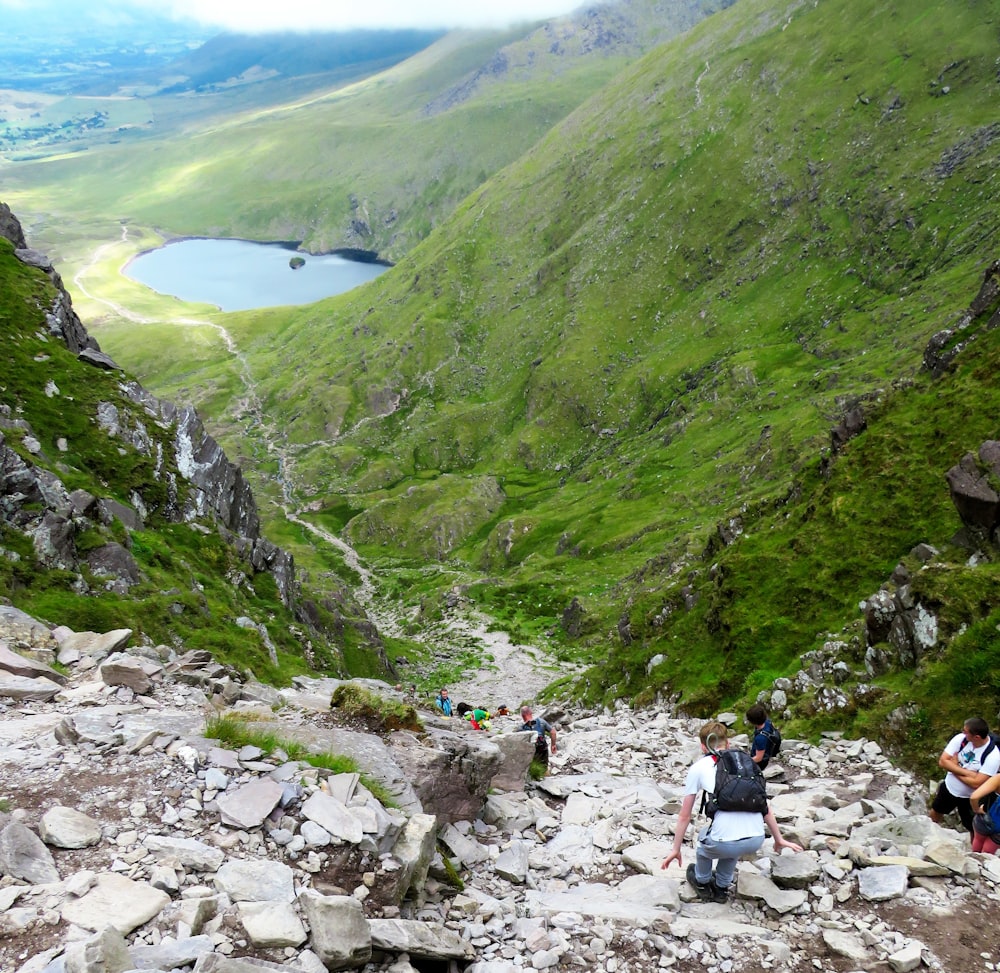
left=331, top=683, right=423, bottom=733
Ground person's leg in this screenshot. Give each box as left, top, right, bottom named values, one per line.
left=710, top=836, right=764, bottom=889
left=696, top=832, right=764, bottom=889
left=692, top=827, right=714, bottom=885
left=929, top=782, right=957, bottom=824
left=956, top=798, right=974, bottom=834
left=984, top=836, right=1000, bottom=855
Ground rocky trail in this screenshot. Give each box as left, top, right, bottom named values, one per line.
left=3, top=604, right=1000, bottom=973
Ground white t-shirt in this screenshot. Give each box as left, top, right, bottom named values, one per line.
left=684, top=752, right=765, bottom=842
left=944, top=732, right=1000, bottom=797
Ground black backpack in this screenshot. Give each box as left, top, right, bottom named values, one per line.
left=704, top=748, right=768, bottom=817
left=759, top=724, right=782, bottom=766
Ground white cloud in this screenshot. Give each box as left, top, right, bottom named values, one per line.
left=110, top=0, right=583, bottom=33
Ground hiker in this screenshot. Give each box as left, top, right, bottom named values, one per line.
left=434, top=688, right=453, bottom=717
left=970, top=771, right=1000, bottom=855
left=521, top=705, right=557, bottom=768
left=464, top=707, right=492, bottom=730
left=746, top=703, right=781, bottom=769
left=660, top=720, right=802, bottom=903
left=494, top=704, right=511, bottom=717
left=929, top=717, right=1000, bottom=833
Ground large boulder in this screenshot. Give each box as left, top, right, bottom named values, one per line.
left=389, top=727, right=505, bottom=824
left=946, top=441, right=1000, bottom=538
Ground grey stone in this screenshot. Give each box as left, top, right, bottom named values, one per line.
left=368, top=918, right=474, bottom=961
left=0, top=673, right=62, bottom=702
left=127, top=935, right=214, bottom=970
left=0, top=644, right=67, bottom=683
left=193, top=954, right=312, bottom=973
left=55, top=630, right=133, bottom=663
left=858, top=864, right=909, bottom=901
left=888, top=941, right=925, bottom=973
left=735, top=871, right=808, bottom=914
left=495, top=840, right=531, bottom=883
left=300, top=820, right=331, bottom=847
left=216, top=777, right=284, bottom=829
left=300, top=792, right=364, bottom=844
left=524, top=874, right=679, bottom=922
left=297, top=891, right=372, bottom=970
left=238, top=901, right=307, bottom=948
left=213, top=858, right=295, bottom=903
left=822, top=929, right=870, bottom=964
left=61, top=874, right=169, bottom=934
left=39, top=807, right=102, bottom=849
left=143, top=835, right=225, bottom=871
left=99, top=658, right=154, bottom=694
left=63, top=926, right=130, bottom=973
left=769, top=852, right=822, bottom=889
left=0, top=820, right=60, bottom=884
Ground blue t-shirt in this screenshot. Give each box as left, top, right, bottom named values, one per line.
left=523, top=717, right=552, bottom=738
left=435, top=696, right=452, bottom=716
left=751, top=719, right=775, bottom=765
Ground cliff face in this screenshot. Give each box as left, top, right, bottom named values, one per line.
left=0, top=202, right=295, bottom=609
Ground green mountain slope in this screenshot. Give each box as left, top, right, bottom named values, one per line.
left=2, top=0, right=722, bottom=262
left=98, top=0, right=1000, bottom=769
left=4, top=0, right=1000, bottom=775
left=0, top=212, right=387, bottom=685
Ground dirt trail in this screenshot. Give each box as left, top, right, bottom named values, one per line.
left=76, top=229, right=568, bottom=705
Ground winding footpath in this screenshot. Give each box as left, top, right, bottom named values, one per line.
left=74, top=228, right=565, bottom=705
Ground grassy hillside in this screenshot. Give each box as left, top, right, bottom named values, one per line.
left=0, top=231, right=389, bottom=685
left=1, top=1, right=720, bottom=265
left=108, top=0, right=1000, bottom=767
left=3, top=0, right=1000, bottom=773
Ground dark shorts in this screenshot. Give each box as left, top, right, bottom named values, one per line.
left=534, top=737, right=550, bottom=766
left=931, top=781, right=974, bottom=831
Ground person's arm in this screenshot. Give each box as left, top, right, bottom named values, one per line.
left=938, top=745, right=962, bottom=774
left=661, top=793, right=698, bottom=869
left=970, top=773, right=1000, bottom=813
left=954, top=767, right=992, bottom=789
left=549, top=725, right=557, bottom=753
left=750, top=732, right=766, bottom=764
left=764, top=807, right=803, bottom=853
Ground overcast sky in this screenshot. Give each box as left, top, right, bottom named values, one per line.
left=1, top=0, right=586, bottom=33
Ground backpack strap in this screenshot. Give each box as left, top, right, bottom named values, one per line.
left=960, top=735, right=997, bottom=762
left=699, top=753, right=720, bottom=815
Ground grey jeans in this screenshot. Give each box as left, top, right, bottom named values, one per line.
left=694, top=827, right=765, bottom=889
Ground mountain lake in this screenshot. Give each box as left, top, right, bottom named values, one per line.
left=124, top=238, right=388, bottom=311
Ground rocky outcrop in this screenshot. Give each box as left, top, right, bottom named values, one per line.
left=923, top=258, right=1000, bottom=376
left=2, top=611, right=998, bottom=973
left=946, top=440, right=1000, bottom=546
left=0, top=204, right=297, bottom=609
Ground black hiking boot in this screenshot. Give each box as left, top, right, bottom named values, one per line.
left=708, top=880, right=730, bottom=904
left=685, top=864, right=715, bottom=901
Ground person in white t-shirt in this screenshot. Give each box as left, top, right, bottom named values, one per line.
left=661, top=721, right=802, bottom=903
left=929, top=717, right=1000, bottom=833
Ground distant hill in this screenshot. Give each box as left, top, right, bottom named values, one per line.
left=161, top=30, right=447, bottom=93
left=2, top=0, right=726, bottom=256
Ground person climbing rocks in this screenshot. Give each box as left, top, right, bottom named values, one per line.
left=660, top=720, right=802, bottom=903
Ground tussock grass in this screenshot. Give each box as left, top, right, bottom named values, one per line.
left=330, top=683, right=423, bottom=732
left=204, top=713, right=395, bottom=805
